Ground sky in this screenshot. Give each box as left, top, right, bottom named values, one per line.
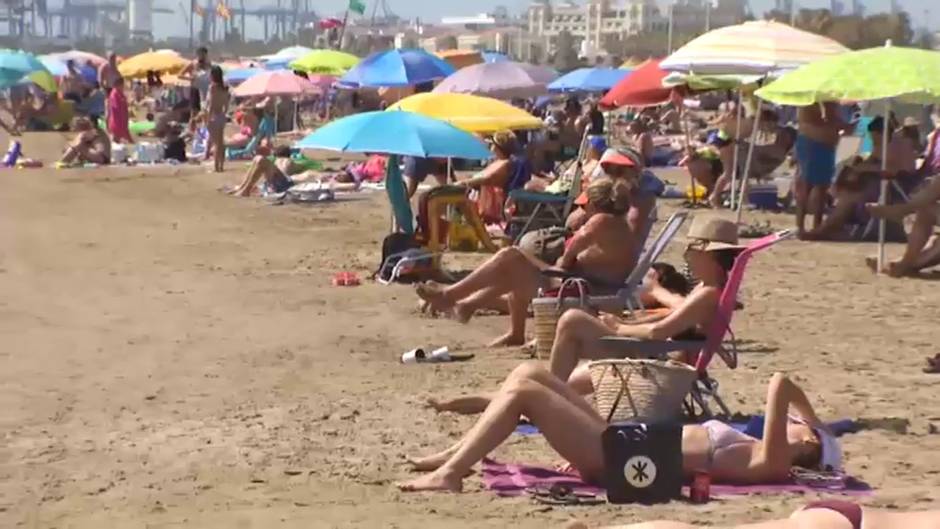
left=140, top=0, right=936, bottom=40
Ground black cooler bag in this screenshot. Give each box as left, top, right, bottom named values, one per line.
left=602, top=421, right=683, bottom=504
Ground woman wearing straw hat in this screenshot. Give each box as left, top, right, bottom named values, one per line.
left=398, top=368, right=840, bottom=494
left=428, top=216, right=743, bottom=414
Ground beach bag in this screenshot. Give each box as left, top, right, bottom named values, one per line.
left=531, top=278, right=589, bottom=360
left=518, top=227, right=568, bottom=264
left=589, top=359, right=697, bottom=424
left=602, top=421, right=683, bottom=504
left=375, top=233, right=432, bottom=283
left=163, top=137, right=187, bottom=162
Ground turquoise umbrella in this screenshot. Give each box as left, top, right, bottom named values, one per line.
left=0, top=49, right=55, bottom=91
left=296, top=111, right=491, bottom=234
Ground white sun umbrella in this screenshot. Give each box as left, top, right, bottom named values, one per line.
left=432, top=61, right=558, bottom=100
left=662, top=20, right=849, bottom=215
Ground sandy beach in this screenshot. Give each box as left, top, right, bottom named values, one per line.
left=1, top=132, right=939, bottom=529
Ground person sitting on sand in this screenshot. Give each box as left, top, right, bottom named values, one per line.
left=416, top=175, right=641, bottom=348
left=399, top=370, right=841, bottom=492
left=564, top=505, right=940, bottom=529
left=429, top=216, right=734, bottom=415
left=151, top=101, right=191, bottom=139
left=864, top=170, right=940, bottom=277
left=59, top=116, right=111, bottom=166
left=228, top=146, right=306, bottom=197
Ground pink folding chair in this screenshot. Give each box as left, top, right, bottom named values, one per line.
left=599, top=229, right=793, bottom=418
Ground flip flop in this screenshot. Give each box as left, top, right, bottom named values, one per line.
left=528, top=484, right=604, bottom=506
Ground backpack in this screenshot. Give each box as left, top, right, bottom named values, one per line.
left=375, top=232, right=432, bottom=283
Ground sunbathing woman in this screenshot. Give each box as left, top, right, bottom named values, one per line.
left=428, top=216, right=736, bottom=414
left=399, top=370, right=841, bottom=493
left=417, top=175, right=641, bottom=348
left=565, top=505, right=940, bottom=529
left=228, top=146, right=305, bottom=197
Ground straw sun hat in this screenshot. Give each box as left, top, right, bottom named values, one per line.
left=686, top=216, right=746, bottom=252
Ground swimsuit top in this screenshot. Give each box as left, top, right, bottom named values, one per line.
left=702, top=420, right=757, bottom=452
left=924, top=131, right=940, bottom=175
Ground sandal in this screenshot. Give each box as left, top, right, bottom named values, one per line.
left=528, top=483, right=604, bottom=506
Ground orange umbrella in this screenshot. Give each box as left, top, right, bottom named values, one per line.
left=436, top=49, right=484, bottom=70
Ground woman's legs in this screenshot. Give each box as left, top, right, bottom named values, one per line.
left=809, top=184, right=830, bottom=231
left=399, top=362, right=605, bottom=492
left=549, top=309, right=618, bottom=381
left=232, top=155, right=276, bottom=196
left=887, top=205, right=939, bottom=276
left=211, top=125, right=225, bottom=172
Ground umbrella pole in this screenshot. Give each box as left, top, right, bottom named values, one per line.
left=729, top=90, right=744, bottom=210
left=735, top=98, right=762, bottom=224
left=682, top=102, right=698, bottom=207
left=877, top=99, right=891, bottom=273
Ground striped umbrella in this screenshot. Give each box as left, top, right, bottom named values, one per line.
left=661, top=20, right=848, bottom=75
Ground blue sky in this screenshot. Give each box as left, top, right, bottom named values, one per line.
left=149, top=0, right=935, bottom=39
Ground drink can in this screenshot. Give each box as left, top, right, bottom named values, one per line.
left=690, top=470, right=710, bottom=504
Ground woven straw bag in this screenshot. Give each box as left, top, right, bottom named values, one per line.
left=531, top=278, right=589, bottom=360
left=589, top=359, right=698, bottom=423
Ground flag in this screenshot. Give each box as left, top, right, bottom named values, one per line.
left=216, top=1, right=232, bottom=19
left=319, top=17, right=344, bottom=30
left=348, top=0, right=366, bottom=15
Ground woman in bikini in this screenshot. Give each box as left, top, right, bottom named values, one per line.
left=429, top=216, right=738, bottom=415
left=416, top=160, right=643, bottom=348
left=59, top=116, right=111, bottom=166
left=565, top=505, right=940, bottom=529
left=399, top=370, right=841, bottom=493
left=205, top=66, right=230, bottom=173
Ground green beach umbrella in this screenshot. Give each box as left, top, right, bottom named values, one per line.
left=289, top=50, right=360, bottom=76
left=755, top=46, right=940, bottom=106
left=756, top=44, right=940, bottom=272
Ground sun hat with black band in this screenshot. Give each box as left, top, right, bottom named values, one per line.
left=685, top=216, right=747, bottom=252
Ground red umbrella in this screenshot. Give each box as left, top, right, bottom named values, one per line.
left=599, top=58, right=674, bottom=109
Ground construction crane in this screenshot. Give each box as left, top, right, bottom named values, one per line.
left=178, top=1, right=191, bottom=28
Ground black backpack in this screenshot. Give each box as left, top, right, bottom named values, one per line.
left=375, top=232, right=430, bottom=283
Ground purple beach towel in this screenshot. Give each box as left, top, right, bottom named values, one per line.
left=481, top=459, right=872, bottom=499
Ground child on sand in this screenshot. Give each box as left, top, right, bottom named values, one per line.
left=107, top=78, right=132, bottom=144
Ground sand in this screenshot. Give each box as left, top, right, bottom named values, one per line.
left=1, top=132, right=938, bottom=529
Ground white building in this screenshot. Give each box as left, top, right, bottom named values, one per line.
left=527, top=0, right=746, bottom=54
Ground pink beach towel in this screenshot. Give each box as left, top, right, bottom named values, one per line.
left=481, top=459, right=872, bottom=499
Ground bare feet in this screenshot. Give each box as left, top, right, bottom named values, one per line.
left=452, top=302, right=474, bottom=324
left=396, top=468, right=463, bottom=492
left=406, top=447, right=458, bottom=472
left=416, top=282, right=453, bottom=314
left=865, top=256, right=914, bottom=277
left=488, top=332, right=526, bottom=348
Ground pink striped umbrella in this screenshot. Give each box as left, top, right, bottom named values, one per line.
left=232, top=70, right=323, bottom=97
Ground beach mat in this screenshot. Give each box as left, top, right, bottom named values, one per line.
left=481, top=459, right=872, bottom=499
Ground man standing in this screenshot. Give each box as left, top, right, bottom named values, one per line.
left=794, top=102, right=847, bottom=238
left=98, top=53, right=122, bottom=92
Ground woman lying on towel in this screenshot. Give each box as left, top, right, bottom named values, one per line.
left=59, top=116, right=111, bottom=166
left=565, top=505, right=940, bottom=529
left=399, top=371, right=841, bottom=493
left=428, top=216, right=734, bottom=415
left=417, top=174, right=642, bottom=347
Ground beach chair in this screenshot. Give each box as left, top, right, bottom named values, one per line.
left=598, top=230, right=793, bottom=419
left=226, top=116, right=275, bottom=160
left=586, top=210, right=688, bottom=313
left=506, top=161, right=583, bottom=243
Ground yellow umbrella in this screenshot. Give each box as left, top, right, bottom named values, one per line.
left=436, top=49, right=484, bottom=70
left=118, top=50, right=188, bottom=79
left=388, top=92, right=541, bottom=133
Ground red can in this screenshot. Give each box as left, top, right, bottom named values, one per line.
left=690, top=470, right=711, bottom=504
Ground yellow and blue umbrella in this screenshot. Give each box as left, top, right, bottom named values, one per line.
left=389, top=92, right=542, bottom=133
left=0, top=49, right=56, bottom=92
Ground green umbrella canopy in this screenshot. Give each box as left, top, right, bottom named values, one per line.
left=755, top=46, right=940, bottom=106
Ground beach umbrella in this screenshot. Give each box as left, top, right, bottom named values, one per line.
left=547, top=67, right=632, bottom=93
left=53, top=50, right=107, bottom=68
left=0, top=50, right=56, bottom=92
left=339, top=48, right=455, bottom=88
left=38, top=54, right=68, bottom=76
left=482, top=51, right=509, bottom=64
left=662, top=72, right=763, bottom=90
left=756, top=44, right=940, bottom=271
left=232, top=70, right=323, bottom=97
left=289, top=49, right=359, bottom=75
left=224, top=67, right=265, bottom=85
left=599, top=59, right=670, bottom=108
left=389, top=92, right=542, bottom=133
left=296, top=111, right=492, bottom=234
left=436, top=49, right=483, bottom=70
left=432, top=61, right=558, bottom=99
left=118, top=50, right=187, bottom=78
left=661, top=20, right=848, bottom=75
left=296, top=110, right=491, bottom=159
